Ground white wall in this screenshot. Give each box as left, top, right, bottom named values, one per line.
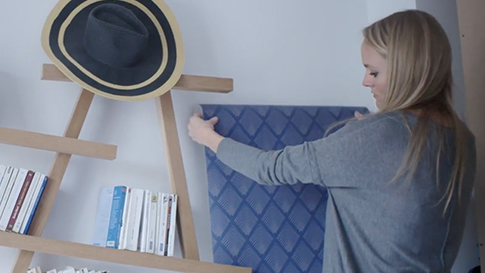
left=366, top=0, right=416, bottom=22
left=0, top=0, right=476, bottom=272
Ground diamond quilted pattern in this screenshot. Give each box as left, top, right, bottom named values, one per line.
left=250, top=223, right=273, bottom=255
left=234, top=204, right=259, bottom=236
left=273, top=187, right=297, bottom=214
left=261, top=203, right=286, bottom=234
left=276, top=222, right=299, bottom=252
left=201, top=104, right=369, bottom=273
left=246, top=186, right=271, bottom=215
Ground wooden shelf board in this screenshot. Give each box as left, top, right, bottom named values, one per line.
left=0, top=126, right=116, bottom=160
left=41, top=64, right=233, bottom=93
left=0, top=232, right=252, bottom=273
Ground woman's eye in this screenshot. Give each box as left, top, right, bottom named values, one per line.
left=370, top=72, right=378, bottom=77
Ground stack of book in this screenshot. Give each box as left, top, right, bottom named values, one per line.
left=92, top=186, right=178, bottom=256
left=28, top=266, right=108, bottom=273
left=0, top=165, right=48, bottom=234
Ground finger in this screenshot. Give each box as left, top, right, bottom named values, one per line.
left=189, top=115, right=200, bottom=124
left=208, top=116, right=219, bottom=125
left=193, top=113, right=203, bottom=118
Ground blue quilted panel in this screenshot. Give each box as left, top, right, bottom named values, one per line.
left=201, top=105, right=369, bottom=273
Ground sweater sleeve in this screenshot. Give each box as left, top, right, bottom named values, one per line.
left=216, top=118, right=380, bottom=188
left=216, top=137, right=322, bottom=186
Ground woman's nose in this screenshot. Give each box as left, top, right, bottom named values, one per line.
left=362, top=76, right=374, bottom=87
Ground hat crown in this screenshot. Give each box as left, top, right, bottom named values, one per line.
left=83, top=4, right=149, bottom=67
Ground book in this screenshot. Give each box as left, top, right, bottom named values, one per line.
left=6, top=170, right=34, bottom=232
left=0, top=168, right=27, bottom=231
left=20, top=174, right=48, bottom=234
left=0, top=167, right=18, bottom=221
left=138, top=189, right=151, bottom=252
left=167, top=194, right=178, bottom=256
left=93, top=185, right=178, bottom=256
left=146, top=191, right=158, bottom=254
left=122, top=188, right=144, bottom=251
left=92, top=186, right=127, bottom=249
left=12, top=171, right=41, bottom=233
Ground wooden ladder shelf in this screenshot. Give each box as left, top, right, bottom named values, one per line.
left=0, top=64, right=252, bottom=273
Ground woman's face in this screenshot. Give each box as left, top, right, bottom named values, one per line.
left=361, top=41, right=387, bottom=109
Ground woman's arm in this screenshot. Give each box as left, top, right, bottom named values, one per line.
left=187, top=112, right=379, bottom=187
left=215, top=137, right=321, bottom=186
left=188, top=113, right=323, bottom=186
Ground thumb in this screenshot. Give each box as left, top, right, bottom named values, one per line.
left=208, top=116, right=219, bottom=125
left=354, top=111, right=363, bottom=120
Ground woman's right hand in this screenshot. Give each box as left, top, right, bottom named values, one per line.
left=188, top=113, right=224, bottom=152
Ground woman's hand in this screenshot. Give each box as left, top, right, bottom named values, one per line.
left=354, top=111, right=364, bottom=120
left=188, top=113, right=224, bottom=152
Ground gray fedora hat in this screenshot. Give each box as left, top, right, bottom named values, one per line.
left=42, top=0, right=185, bottom=101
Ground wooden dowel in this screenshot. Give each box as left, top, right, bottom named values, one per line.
left=0, top=127, right=116, bottom=160
left=41, top=63, right=233, bottom=93
left=0, top=232, right=252, bottom=273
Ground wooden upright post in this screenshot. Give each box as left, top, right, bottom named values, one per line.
left=156, top=91, right=199, bottom=260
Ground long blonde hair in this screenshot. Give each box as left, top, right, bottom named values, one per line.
left=362, top=10, right=467, bottom=213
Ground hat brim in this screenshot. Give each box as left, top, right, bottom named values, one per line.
left=42, top=0, right=184, bottom=101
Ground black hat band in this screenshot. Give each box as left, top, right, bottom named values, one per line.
left=84, top=3, right=149, bottom=68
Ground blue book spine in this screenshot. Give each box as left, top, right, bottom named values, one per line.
left=106, top=186, right=126, bottom=249
left=23, top=175, right=48, bottom=235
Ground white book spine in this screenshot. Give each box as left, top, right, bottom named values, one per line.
left=154, top=192, right=162, bottom=255
left=0, top=167, right=17, bottom=219
left=156, top=193, right=170, bottom=256
left=92, top=187, right=114, bottom=247
left=139, top=190, right=150, bottom=252
left=155, top=192, right=165, bottom=256
left=125, top=188, right=144, bottom=251
left=146, top=192, right=158, bottom=254
left=0, top=165, right=10, bottom=208
left=118, top=187, right=131, bottom=250
left=167, top=194, right=178, bottom=256
left=0, top=168, right=27, bottom=231
left=0, top=165, right=7, bottom=188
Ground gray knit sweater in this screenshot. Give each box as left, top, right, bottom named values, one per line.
left=216, top=111, right=476, bottom=273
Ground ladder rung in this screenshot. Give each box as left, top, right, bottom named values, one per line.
left=41, top=64, right=233, bottom=93
left=0, top=232, right=252, bottom=273
left=0, top=127, right=116, bottom=160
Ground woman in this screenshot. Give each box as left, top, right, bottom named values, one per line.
left=188, top=9, right=477, bottom=273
